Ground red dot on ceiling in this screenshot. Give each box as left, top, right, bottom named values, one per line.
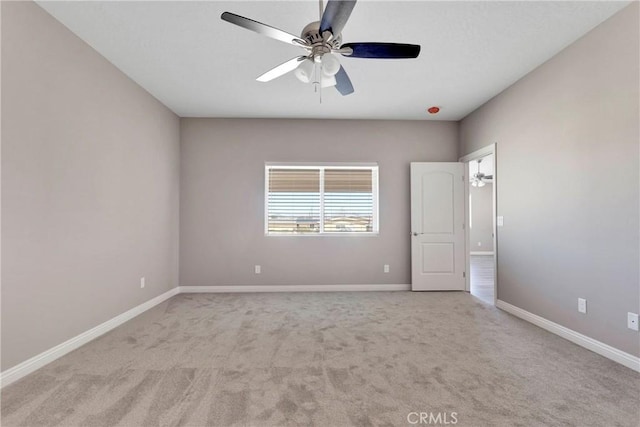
left=427, top=106, right=440, bottom=114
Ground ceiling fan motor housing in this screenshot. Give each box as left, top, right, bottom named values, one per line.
left=301, top=21, right=342, bottom=53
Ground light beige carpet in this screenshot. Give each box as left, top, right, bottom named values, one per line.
left=1, top=292, right=638, bottom=426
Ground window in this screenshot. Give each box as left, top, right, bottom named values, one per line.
left=265, top=163, right=379, bottom=235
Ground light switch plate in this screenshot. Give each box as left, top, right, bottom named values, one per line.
left=254, top=265, right=261, bottom=274
left=628, top=312, right=639, bottom=331
left=578, top=298, right=587, bottom=314
left=497, top=216, right=504, bottom=227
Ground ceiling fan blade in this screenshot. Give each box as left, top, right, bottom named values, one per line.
left=221, top=12, right=307, bottom=47
left=256, top=56, right=307, bottom=82
left=341, top=42, right=421, bottom=59
left=334, top=65, right=354, bottom=95
left=320, top=0, right=357, bottom=37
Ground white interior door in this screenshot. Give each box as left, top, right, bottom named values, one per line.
left=411, top=162, right=465, bottom=291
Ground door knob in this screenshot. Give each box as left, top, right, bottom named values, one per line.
left=412, top=232, right=419, bottom=236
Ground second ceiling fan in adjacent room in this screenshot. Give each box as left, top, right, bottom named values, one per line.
left=471, top=158, right=494, bottom=187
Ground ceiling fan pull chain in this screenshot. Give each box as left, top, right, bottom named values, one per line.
left=319, top=63, right=323, bottom=104
left=313, top=62, right=318, bottom=93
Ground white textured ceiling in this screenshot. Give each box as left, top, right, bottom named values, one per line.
left=36, top=1, right=629, bottom=120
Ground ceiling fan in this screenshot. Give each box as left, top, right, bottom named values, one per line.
left=471, top=158, right=493, bottom=187
left=221, top=0, right=421, bottom=96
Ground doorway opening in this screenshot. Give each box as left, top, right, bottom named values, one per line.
left=460, top=144, right=497, bottom=304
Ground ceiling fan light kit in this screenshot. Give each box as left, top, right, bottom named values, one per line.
left=294, top=59, right=314, bottom=83
left=221, top=0, right=421, bottom=97
left=320, top=53, right=341, bottom=76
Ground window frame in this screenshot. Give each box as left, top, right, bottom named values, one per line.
left=264, top=162, right=379, bottom=237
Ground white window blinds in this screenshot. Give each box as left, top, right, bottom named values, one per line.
left=324, top=169, right=374, bottom=233
left=267, top=169, right=320, bottom=234
left=265, top=164, right=378, bottom=235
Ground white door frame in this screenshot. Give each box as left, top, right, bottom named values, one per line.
left=459, top=143, right=497, bottom=304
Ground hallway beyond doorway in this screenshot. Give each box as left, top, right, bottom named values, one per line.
left=470, top=254, right=494, bottom=304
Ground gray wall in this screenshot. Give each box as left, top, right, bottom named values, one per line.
left=180, top=118, right=458, bottom=287
left=1, top=2, right=180, bottom=370
left=460, top=3, right=639, bottom=356
left=470, top=182, right=493, bottom=252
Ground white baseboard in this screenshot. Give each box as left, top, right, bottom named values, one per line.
left=496, top=299, right=640, bottom=372
left=179, top=284, right=410, bottom=293
left=0, top=287, right=180, bottom=388
left=470, top=251, right=494, bottom=255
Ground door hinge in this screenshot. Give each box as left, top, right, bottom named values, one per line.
left=463, top=272, right=466, bottom=278
left=462, top=223, right=465, bottom=229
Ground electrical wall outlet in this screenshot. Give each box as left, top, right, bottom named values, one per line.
left=578, top=298, right=587, bottom=314
left=628, top=312, right=639, bottom=331
left=255, top=265, right=261, bottom=274
left=383, top=264, right=390, bottom=273
left=140, top=277, right=145, bottom=289
left=477, top=242, right=482, bottom=247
